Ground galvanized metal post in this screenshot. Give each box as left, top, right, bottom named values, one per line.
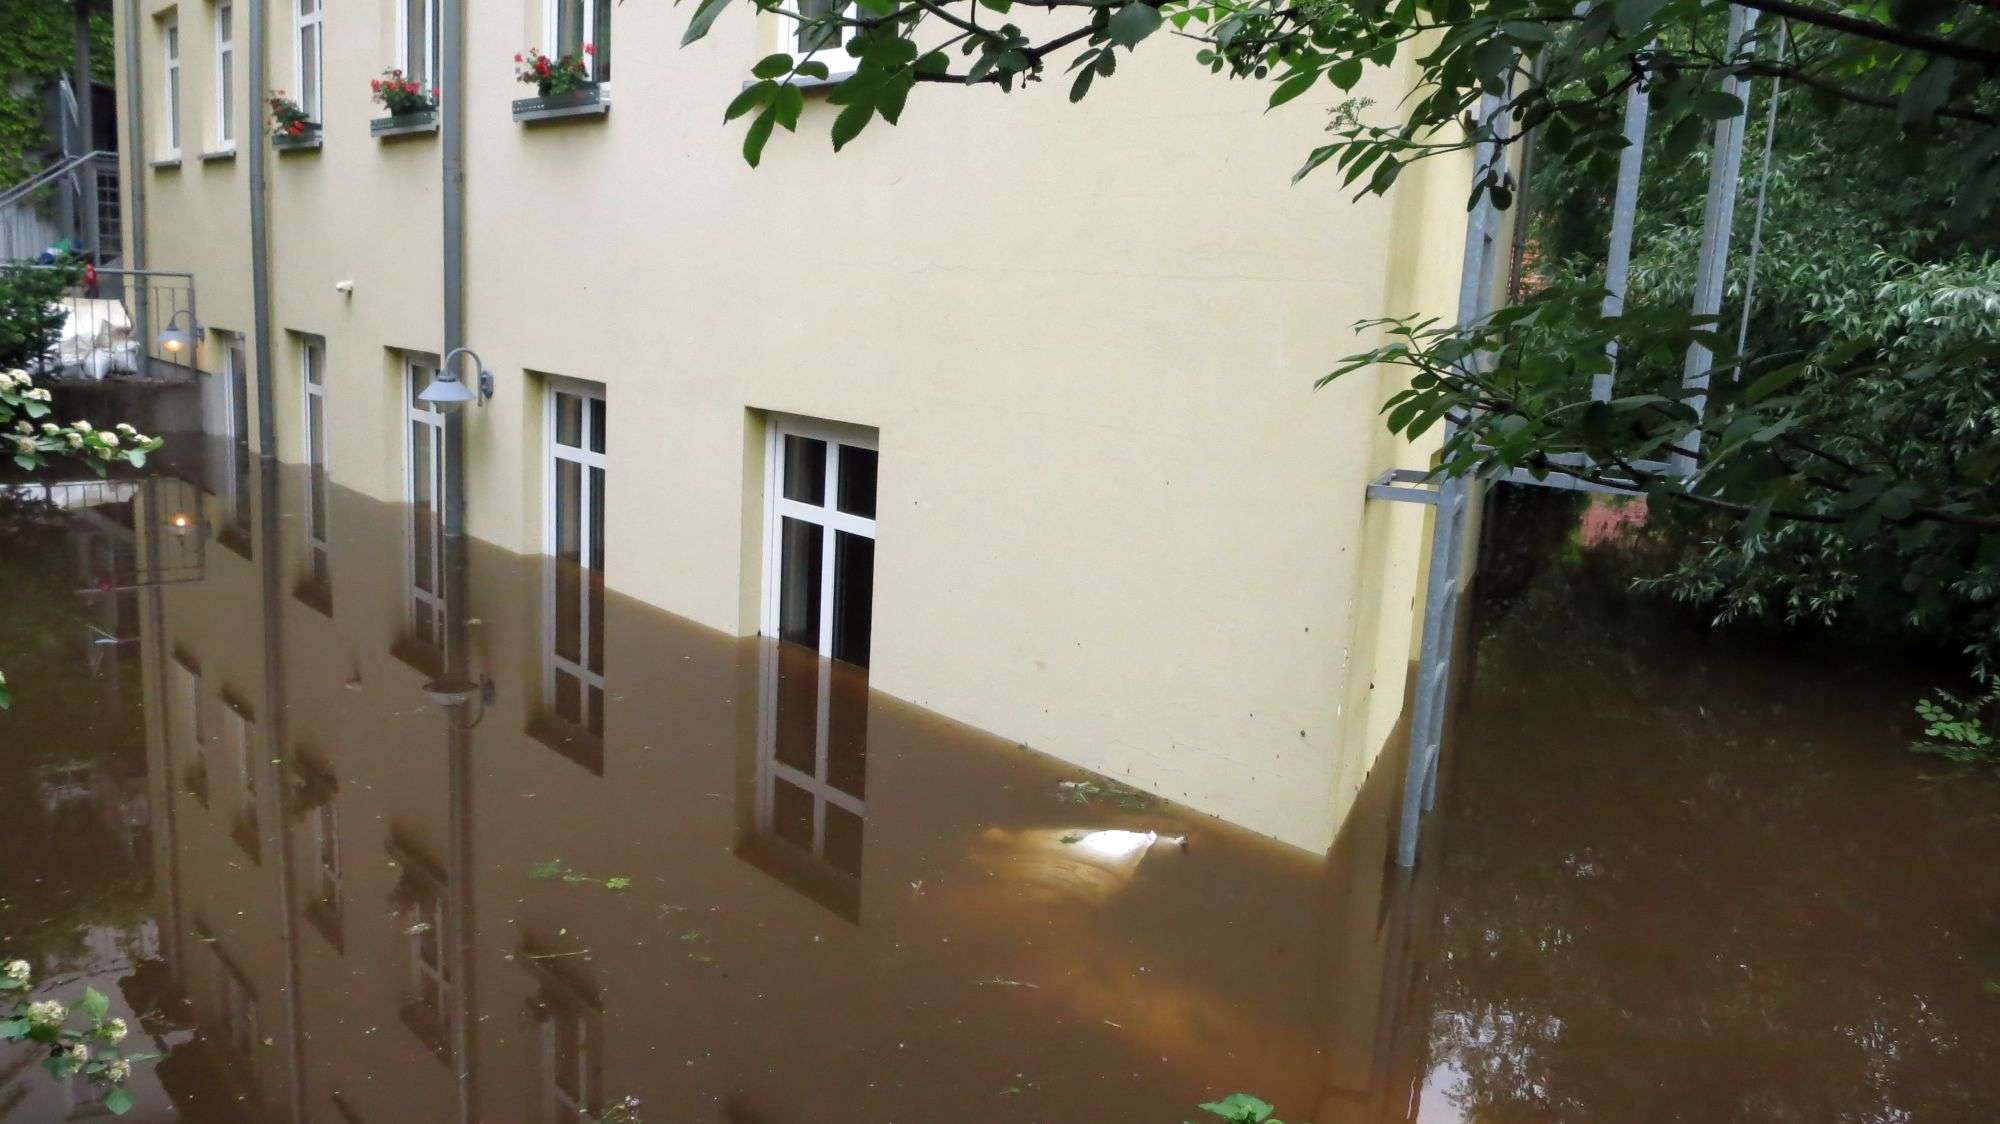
left=1395, top=94, right=1505, bottom=870
left=1674, top=5, right=1758, bottom=475
left=442, top=0, right=467, bottom=543
left=1596, top=65, right=1651, bottom=401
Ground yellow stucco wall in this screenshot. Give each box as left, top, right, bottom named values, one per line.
left=115, top=0, right=1475, bottom=852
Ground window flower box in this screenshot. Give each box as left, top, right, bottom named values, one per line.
left=371, top=69, right=438, bottom=138
left=371, top=109, right=438, bottom=138
left=268, top=93, right=321, bottom=151
left=512, top=46, right=607, bottom=122
left=272, top=124, right=323, bottom=151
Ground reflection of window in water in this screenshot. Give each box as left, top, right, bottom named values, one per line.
left=169, top=655, right=207, bottom=801
left=405, top=358, right=446, bottom=655
left=745, top=419, right=876, bottom=917
left=543, top=379, right=606, bottom=744
left=196, top=926, right=259, bottom=1064
left=389, top=837, right=453, bottom=1062
left=221, top=696, right=258, bottom=858
left=300, top=336, right=332, bottom=606
left=311, top=799, right=341, bottom=937
left=521, top=945, right=603, bottom=1123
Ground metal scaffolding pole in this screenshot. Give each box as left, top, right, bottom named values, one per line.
left=1597, top=61, right=1652, bottom=401
left=1674, top=5, right=1759, bottom=475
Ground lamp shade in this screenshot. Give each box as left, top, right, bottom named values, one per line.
left=158, top=326, right=192, bottom=353
left=417, top=370, right=478, bottom=407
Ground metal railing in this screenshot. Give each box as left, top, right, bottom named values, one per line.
left=23, top=265, right=200, bottom=382
left=0, top=150, right=117, bottom=263
left=1, top=476, right=208, bottom=591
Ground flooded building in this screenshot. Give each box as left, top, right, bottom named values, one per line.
left=106, top=0, right=1501, bottom=858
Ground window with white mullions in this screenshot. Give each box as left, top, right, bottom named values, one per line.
left=545, top=379, right=606, bottom=738
left=302, top=338, right=330, bottom=595
left=792, top=0, right=856, bottom=71
left=765, top=422, right=877, bottom=667
left=544, top=0, right=611, bottom=83
left=295, top=0, right=324, bottom=121
left=398, top=0, right=441, bottom=92
left=214, top=4, right=233, bottom=147
left=406, top=360, right=447, bottom=651
left=755, top=417, right=876, bottom=893
left=163, top=16, right=182, bottom=157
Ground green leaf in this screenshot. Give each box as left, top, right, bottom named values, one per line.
left=681, top=0, right=733, bottom=46
left=1692, top=91, right=1743, bottom=121
left=1327, top=58, right=1362, bottom=90
left=1268, top=68, right=1318, bottom=108
left=82, top=987, right=110, bottom=1020
left=751, top=53, right=795, bottom=80
left=830, top=100, right=874, bottom=151
left=743, top=108, right=776, bottom=166
left=773, top=82, right=805, bottom=131
left=1106, top=3, right=1162, bottom=48
left=1070, top=63, right=1095, bottom=102
left=1197, top=1092, right=1277, bottom=1122
left=104, top=1087, right=132, bottom=1115
left=724, top=82, right=772, bottom=122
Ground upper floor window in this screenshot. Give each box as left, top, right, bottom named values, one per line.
left=545, top=0, right=610, bottom=83
left=295, top=0, right=324, bottom=121
left=399, top=0, right=440, bottom=91
left=162, top=15, right=182, bottom=157
left=794, top=0, right=855, bottom=73
left=214, top=4, right=234, bottom=147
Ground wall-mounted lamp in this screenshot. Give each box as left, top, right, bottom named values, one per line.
left=164, top=510, right=209, bottom=543
left=418, top=346, right=494, bottom=412
left=157, top=309, right=202, bottom=357
left=422, top=674, right=495, bottom=730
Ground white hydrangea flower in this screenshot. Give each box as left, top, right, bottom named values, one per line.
left=2, top=959, right=28, bottom=982
left=105, top=1059, right=131, bottom=1083
left=0, top=370, right=18, bottom=390
left=12, top=420, right=29, bottom=434
left=65, top=432, right=84, bottom=449
left=26, top=999, right=66, bottom=1026
left=66, top=1044, right=90, bottom=1064
left=100, top=432, right=119, bottom=447
left=11, top=436, right=33, bottom=454
left=74, top=420, right=91, bottom=432
left=102, top=1017, right=128, bottom=1043
left=39, top=422, right=57, bottom=435
left=24, top=387, right=50, bottom=402
left=115, top=422, right=135, bottom=434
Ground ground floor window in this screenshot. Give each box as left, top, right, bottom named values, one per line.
left=301, top=337, right=330, bottom=603
left=405, top=358, right=446, bottom=653
left=220, top=335, right=252, bottom=556
left=544, top=379, right=605, bottom=743
left=762, top=418, right=877, bottom=667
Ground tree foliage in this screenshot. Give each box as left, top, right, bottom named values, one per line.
left=0, top=0, right=113, bottom=188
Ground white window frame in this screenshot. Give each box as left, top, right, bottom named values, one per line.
left=541, top=0, right=609, bottom=88
left=405, top=358, right=447, bottom=649
left=758, top=415, right=877, bottom=656
left=294, top=0, right=324, bottom=122
left=541, top=1003, right=594, bottom=1122
left=163, top=15, right=182, bottom=158
left=790, top=0, right=857, bottom=77
left=754, top=643, right=867, bottom=868
left=301, top=338, right=330, bottom=579
left=213, top=3, right=234, bottom=149
left=542, top=377, right=606, bottom=731
left=395, top=0, right=440, bottom=92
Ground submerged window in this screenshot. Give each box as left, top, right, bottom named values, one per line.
left=542, top=998, right=595, bottom=1121
left=749, top=417, right=876, bottom=917
left=301, top=337, right=331, bottom=607
left=544, top=379, right=606, bottom=748
left=545, top=0, right=610, bottom=82
left=216, top=334, right=253, bottom=557
left=170, top=657, right=207, bottom=800
left=764, top=419, right=877, bottom=668
left=295, top=0, right=323, bottom=121
left=313, top=800, right=340, bottom=923
left=405, top=359, right=446, bottom=654
left=390, top=838, right=453, bottom=1061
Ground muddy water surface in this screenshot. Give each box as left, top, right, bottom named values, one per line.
left=1, top=467, right=1997, bottom=1122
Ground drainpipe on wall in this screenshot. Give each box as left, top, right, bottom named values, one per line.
left=117, top=0, right=143, bottom=319
left=246, top=0, right=276, bottom=458
left=438, top=1, right=478, bottom=1121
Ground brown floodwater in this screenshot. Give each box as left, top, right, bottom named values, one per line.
left=1, top=461, right=1996, bottom=1123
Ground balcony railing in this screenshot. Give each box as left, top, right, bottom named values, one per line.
left=22, top=266, right=202, bottom=384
